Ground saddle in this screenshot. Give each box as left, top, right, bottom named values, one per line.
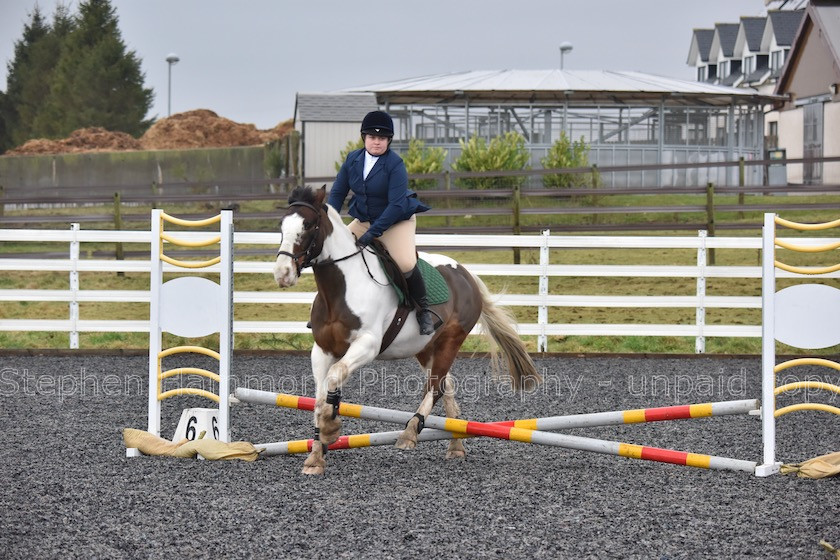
left=367, top=239, right=449, bottom=354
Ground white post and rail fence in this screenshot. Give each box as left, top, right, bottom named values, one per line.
left=2, top=227, right=840, bottom=352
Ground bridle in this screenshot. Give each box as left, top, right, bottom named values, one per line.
left=276, top=200, right=365, bottom=276
left=276, top=201, right=326, bottom=275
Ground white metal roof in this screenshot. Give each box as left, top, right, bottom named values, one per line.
left=340, top=69, right=781, bottom=106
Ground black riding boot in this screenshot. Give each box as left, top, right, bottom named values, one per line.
left=405, top=265, right=435, bottom=335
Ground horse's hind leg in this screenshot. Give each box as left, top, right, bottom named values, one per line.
left=441, top=377, right=466, bottom=460
left=397, top=333, right=464, bottom=451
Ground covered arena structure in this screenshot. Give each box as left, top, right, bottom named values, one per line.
left=342, top=70, right=781, bottom=187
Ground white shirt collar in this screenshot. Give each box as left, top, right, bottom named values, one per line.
left=363, top=151, right=379, bottom=179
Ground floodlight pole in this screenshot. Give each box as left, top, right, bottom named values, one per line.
left=560, top=42, right=573, bottom=70
left=166, top=53, right=180, bottom=117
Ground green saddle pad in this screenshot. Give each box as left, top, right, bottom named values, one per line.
left=418, top=258, right=450, bottom=305
left=381, top=256, right=450, bottom=307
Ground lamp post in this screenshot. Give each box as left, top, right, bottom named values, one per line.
left=559, top=42, right=573, bottom=70
left=165, top=53, right=180, bottom=116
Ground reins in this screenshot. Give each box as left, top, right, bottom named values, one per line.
left=277, top=200, right=385, bottom=285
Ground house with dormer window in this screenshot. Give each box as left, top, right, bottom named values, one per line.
left=773, top=0, right=840, bottom=185
left=687, top=29, right=716, bottom=82
left=687, top=6, right=810, bottom=183
left=764, top=10, right=806, bottom=79
left=689, top=10, right=805, bottom=90
left=710, top=23, right=742, bottom=86
left=735, top=17, right=770, bottom=88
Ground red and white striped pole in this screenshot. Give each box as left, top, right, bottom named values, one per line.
left=234, top=388, right=757, bottom=473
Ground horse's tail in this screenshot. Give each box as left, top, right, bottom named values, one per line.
left=473, top=274, right=542, bottom=391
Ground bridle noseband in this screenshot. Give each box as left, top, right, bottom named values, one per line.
left=277, top=200, right=365, bottom=276
left=277, top=201, right=325, bottom=275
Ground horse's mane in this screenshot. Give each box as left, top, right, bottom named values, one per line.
left=287, top=185, right=320, bottom=206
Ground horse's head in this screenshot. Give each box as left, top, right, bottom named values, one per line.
left=273, top=185, right=331, bottom=287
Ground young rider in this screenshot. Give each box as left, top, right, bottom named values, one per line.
left=327, top=110, right=435, bottom=335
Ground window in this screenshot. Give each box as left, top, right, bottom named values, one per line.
left=771, top=49, right=787, bottom=71
left=708, top=64, right=718, bottom=79
left=743, top=55, right=755, bottom=75
left=697, top=66, right=705, bottom=82
left=720, top=60, right=730, bottom=76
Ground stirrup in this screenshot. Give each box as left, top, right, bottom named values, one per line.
left=417, top=308, right=435, bottom=335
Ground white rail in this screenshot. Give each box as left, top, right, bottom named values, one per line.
left=2, top=227, right=840, bottom=351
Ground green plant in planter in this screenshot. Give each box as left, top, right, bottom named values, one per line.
left=452, top=131, right=529, bottom=189
left=401, top=138, right=445, bottom=190
left=541, top=131, right=599, bottom=188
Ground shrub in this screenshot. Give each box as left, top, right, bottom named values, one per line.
left=400, top=138, right=446, bottom=189
left=451, top=131, right=530, bottom=189
left=541, top=132, right=599, bottom=188
left=334, top=137, right=364, bottom=172
left=263, top=140, right=285, bottom=178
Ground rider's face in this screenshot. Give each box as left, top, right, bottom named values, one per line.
left=364, top=134, right=390, bottom=156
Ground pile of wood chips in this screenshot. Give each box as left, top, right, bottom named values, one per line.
left=4, top=109, right=293, bottom=156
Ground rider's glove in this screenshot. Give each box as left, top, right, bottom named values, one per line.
left=356, top=231, right=374, bottom=248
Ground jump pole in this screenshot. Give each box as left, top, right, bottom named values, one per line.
left=234, top=388, right=757, bottom=473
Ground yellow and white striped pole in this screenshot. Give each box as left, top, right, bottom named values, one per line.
left=234, top=388, right=757, bottom=473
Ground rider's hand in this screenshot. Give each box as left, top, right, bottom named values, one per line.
left=356, top=231, right=374, bottom=248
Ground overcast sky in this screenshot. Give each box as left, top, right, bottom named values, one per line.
left=2, top=0, right=766, bottom=130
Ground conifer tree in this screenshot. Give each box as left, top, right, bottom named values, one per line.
left=35, top=0, right=153, bottom=139
left=0, top=6, right=64, bottom=150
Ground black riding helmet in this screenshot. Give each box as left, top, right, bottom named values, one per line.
left=360, top=110, right=394, bottom=137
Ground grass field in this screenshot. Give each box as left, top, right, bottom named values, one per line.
left=2, top=193, right=839, bottom=354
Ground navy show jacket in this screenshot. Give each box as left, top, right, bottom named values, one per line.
left=327, top=148, right=429, bottom=238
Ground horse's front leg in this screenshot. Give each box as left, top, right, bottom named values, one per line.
left=303, top=335, right=379, bottom=475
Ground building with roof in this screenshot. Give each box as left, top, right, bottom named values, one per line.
left=294, top=69, right=778, bottom=187
left=687, top=29, right=717, bottom=82
left=774, top=0, right=840, bottom=184
left=710, top=23, right=743, bottom=86
left=688, top=9, right=805, bottom=91
left=293, top=92, right=378, bottom=179
left=735, top=17, right=770, bottom=87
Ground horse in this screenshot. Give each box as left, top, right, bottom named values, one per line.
left=273, top=185, right=540, bottom=475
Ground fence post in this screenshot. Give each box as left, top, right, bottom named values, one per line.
left=69, top=223, right=80, bottom=349
left=512, top=183, right=521, bottom=264
left=738, top=157, right=745, bottom=219
left=113, top=192, right=124, bottom=276
left=590, top=164, right=600, bottom=224
left=695, top=230, right=707, bottom=354
left=444, top=170, right=452, bottom=228
left=538, top=229, right=550, bottom=353
left=705, top=182, right=716, bottom=265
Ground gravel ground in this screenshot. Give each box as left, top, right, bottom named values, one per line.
left=1, top=353, right=838, bottom=559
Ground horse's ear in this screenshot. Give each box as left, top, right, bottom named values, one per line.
left=315, top=184, right=327, bottom=206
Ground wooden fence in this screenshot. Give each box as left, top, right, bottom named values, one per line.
left=2, top=156, right=840, bottom=236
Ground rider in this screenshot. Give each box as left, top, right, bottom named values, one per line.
left=327, top=110, right=435, bottom=335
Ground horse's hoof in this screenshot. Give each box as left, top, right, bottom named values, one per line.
left=302, top=465, right=325, bottom=475
left=445, top=449, right=466, bottom=460
left=394, top=436, right=417, bottom=450
left=445, top=439, right=467, bottom=459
